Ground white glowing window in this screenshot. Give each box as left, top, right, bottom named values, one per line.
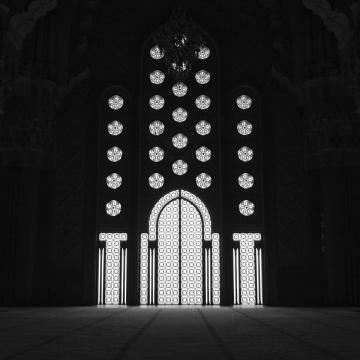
left=106, top=200, right=121, bottom=216
left=239, top=200, right=254, bottom=216
left=233, top=233, right=262, bottom=305
left=198, top=45, right=210, bottom=59
left=107, top=146, right=122, bottom=162
left=238, top=146, right=253, bottom=162
left=237, top=120, right=253, bottom=135
left=149, top=95, right=165, bottom=110
left=236, top=95, right=252, bottom=110
left=195, top=95, right=211, bottom=110
left=196, top=120, right=211, bottom=135
left=172, top=82, right=188, bottom=97
left=212, top=233, right=221, bottom=304
left=158, top=199, right=180, bottom=305
left=149, top=120, right=165, bottom=135
left=172, top=160, right=188, bottom=175
left=143, top=191, right=218, bottom=305
left=238, top=173, right=254, bottom=189
left=172, top=133, right=188, bottom=149
left=150, top=45, right=164, bottom=59
left=140, top=234, right=149, bottom=305
left=181, top=199, right=203, bottom=305
left=196, top=146, right=211, bottom=162
left=195, top=70, right=210, bottom=84
left=108, top=95, right=124, bottom=110
left=172, top=107, right=188, bottom=122
left=150, top=70, right=165, bottom=84
left=106, top=173, right=122, bottom=189
left=108, top=121, right=123, bottom=136
left=149, top=173, right=164, bottom=189
left=104, top=237, right=120, bottom=304
left=149, top=146, right=164, bottom=162
left=196, top=173, right=212, bottom=189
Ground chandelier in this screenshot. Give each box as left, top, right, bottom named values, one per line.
left=152, top=8, right=205, bottom=81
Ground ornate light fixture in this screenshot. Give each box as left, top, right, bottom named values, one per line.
left=152, top=7, right=206, bottom=80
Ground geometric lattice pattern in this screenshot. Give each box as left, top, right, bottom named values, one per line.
left=233, top=233, right=261, bottom=305
left=181, top=190, right=212, bottom=240
left=140, top=233, right=148, bottom=305
left=212, top=233, right=221, bottom=304
left=141, top=190, right=219, bottom=305
left=158, top=199, right=180, bottom=305
left=181, top=199, right=202, bottom=305
left=98, top=233, right=127, bottom=305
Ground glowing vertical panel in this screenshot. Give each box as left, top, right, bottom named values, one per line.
left=233, top=249, right=236, bottom=304
left=181, top=199, right=203, bottom=305
left=212, top=233, right=220, bottom=304
left=259, top=248, right=263, bottom=304
left=98, top=249, right=102, bottom=304
left=233, top=233, right=262, bottom=305
left=140, top=233, right=148, bottom=305
left=239, top=237, right=255, bottom=305
left=105, top=236, right=120, bottom=304
left=158, top=199, right=180, bottom=305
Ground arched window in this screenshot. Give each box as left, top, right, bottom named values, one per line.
left=138, top=16, right=221, bottom=305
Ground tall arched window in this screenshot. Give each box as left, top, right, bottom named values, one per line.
left=138, top=16, right=221, bottom=305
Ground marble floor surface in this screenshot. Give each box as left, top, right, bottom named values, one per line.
left=0, top=306, right=359, bottom=359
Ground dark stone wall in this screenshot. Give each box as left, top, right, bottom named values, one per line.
left=1, top=0, right=359, bottom=305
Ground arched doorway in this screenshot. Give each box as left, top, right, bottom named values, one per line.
left=140, top=190, right=220, bottom=305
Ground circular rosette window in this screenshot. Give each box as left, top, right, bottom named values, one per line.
left=238, top=173, right=254, bottom=189
left=149, top=146, right=164, bottom=162
left=107, top=146, right=123, bottom=162
left=148, top=173, right=164, bottom=189
left=236, top=95, right=252, bottom=110
left=106, top=173, right=122, bottom=189
left=108, top=95, right=124, bottom=110
left=106, top=200, right=121, bottom=216
left=172, top=160, right=188, bottom=175
left=238, top=146, right=253, bottom=162
left=239, top=200, right=255, bottom=216
left=196, top=173, right=212, bottom=189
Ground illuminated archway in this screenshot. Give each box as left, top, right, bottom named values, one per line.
left=140, top=190, right=220, bottom=305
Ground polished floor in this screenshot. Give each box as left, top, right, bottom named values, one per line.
left=0, top=306, right=359, bottom=359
